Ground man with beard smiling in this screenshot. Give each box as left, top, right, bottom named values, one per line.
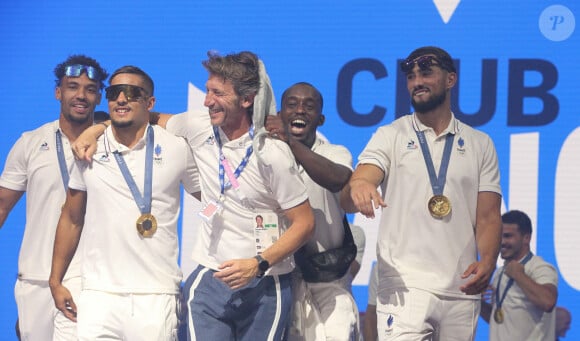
left=341, top=46, right=502, bottom=340
left=0, top=55, right=107, bottom=340
left=265, top=82, right=358, bottom=340
left=480, top=210, right=558, bottom=340
left=49, top=65, right=199, bottom=339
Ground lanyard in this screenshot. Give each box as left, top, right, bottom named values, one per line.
left=213, top=125, right=254, bottom=196
left=414, top=129, right=454, bottom=196
left=55, top=130, right=70, bottom=192
left=113, top=126, right=154, bottom=215
left=495, top=252, right=534, bottom=309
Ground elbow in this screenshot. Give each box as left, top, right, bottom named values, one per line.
left=544, top=298, right=557, bottom=313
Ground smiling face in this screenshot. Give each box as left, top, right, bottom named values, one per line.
left=279, top=83, right=324, bottom=148
left=204, top=74, right=253, bottom=139
left=55, top=73, right=101, bottom=125
left=500, top=223, right=531, bottom=262
left=107, top=73, right=154, bottom=129
left=405, top=54, right=455, bottom=114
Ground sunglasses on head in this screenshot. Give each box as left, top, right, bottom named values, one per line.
left=65, top=65, right=101, bottom=81
left=105, top=84, right=149, bottom=102
left=400, top=55, right=450, bottom=73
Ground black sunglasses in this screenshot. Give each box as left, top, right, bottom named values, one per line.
left=105, top=84, right=149, bottom=102
left=400, top=55, right=450, bottom=73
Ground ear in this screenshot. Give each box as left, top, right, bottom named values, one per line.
left=241, top=94, right=256, bottom=109
left=446, top=71, right=457, bottom=90
left=146, top=96, right=156, bottom=111
left=523, top=233, right=532, bottom=244
left=55, top=87, right=62, bottom=100
left=318, top=114, right=326, bottom=127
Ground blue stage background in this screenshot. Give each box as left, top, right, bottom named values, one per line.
left=1, top=1, right=578, bottom=339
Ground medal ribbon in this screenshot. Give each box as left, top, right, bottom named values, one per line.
left=495, top=252, right=533, bottom=310
left=113, top=125, right=154, bottom=215
left=213, top=125, right=254, bottom=195
left=415, top=129, right=454, bottom=196
left=55, top=130, right=70, bottom=192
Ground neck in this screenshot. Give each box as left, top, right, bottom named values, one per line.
left=59, top=116, right=93, bottom=143
left=112, top=124, right=148, bottom=149
left=415, top=107, right=452, bottom=136
left=222, top=115, right=252, bottom=141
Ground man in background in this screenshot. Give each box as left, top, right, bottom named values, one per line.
left=480, top=210, right=558, bottom=340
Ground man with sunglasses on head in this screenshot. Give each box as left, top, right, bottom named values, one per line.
left=49, top=66, right=199, bottom=340
left=341, top=46, right=502, bottom=340
left=0, top=55, right=107, bottom=340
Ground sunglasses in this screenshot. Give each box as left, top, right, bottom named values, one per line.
left=400, top=55, right=450, bottom=73
left=64, top=64, right=101, bottom=81
left=105, top=84, right=149, bottom=102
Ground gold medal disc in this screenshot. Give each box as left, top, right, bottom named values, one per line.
left=428, top=195, right=451, bottom=218
left=136, top=213, right=158, bottom=237
left=493, top=308, right=504, bottom=324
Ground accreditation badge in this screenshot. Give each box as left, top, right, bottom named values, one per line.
left=428, top=195, right=451, bottom=218
left=136, top=213, right=158, bottom=237
left=493, top=308, right=504, bottom=324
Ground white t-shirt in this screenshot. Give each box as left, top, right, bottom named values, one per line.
left=167, top=110, right=309, bottom=275
left=300, top=137, right=352, bottom=254
left=0, top=120, right=81, bottom=280
left=489, top=255, right=558, bottom=340
left=69, top=125, right=199, bottom=294
left=358, top=113, right=501, bottom=299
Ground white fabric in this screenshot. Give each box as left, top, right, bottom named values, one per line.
left=358, top=113, right=501, bottom=299
left=15, top=276, right=80, bottom=341
left=69, top=125, right=199, bottom=293
left=251, top=59, right=278, bottom=164
left=77, top=290, right=178, bottom=340
left=288, top=137, right=358, bottom=341
left=376, top=288, right=480, bottom=341
left=301, top=137, right=352, bottom=254
left=489, top=255, right=558, bottom=340
left=0, top=120, right=82, bottom=280
left=368, top=265, right=379, bottom=306
left=167, top=110, right=308, bottom=275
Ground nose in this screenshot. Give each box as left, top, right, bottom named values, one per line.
left=204, top=93, right=214, bottom=107
left=114, top=91, right=129, bottom=104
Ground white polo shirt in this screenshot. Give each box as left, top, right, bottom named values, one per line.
left=167, top=110, right=309, bottom=275
left=358, top=113, right=501, bottom=299
left=489, top=255, right=557, bottom=340
left=69, top=124, right=199, bottom=294
left=0, top=120, right=82, bottom=281
left=300, top=137, right=352, bottom=254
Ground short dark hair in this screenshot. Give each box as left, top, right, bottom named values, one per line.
left=281, top=82, right=324, bottom=111
left=202, top=51, right=260, bottom=99
left=109, top=65, right=154, bottom=95
left=405, top=46, right=457, bottom=74
left=54, top=54, right=108, bottom=90
left=502, top=210, right=532, bottom=235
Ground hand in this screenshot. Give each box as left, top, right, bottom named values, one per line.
left=460, top=260, right=495, bottom=295
left=50, top=284, right=77, bottom=322
left=265, top=115, right=288, bottom=142
left=71, top=124, right=104, bottom=162
left=348, top=178, right=386, bottom=218
left=214, top=258, right=259, bottom=290
left=503, top=260, right=525, bottom=280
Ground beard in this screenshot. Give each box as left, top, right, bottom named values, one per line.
left=111, top=118, right=134, bottom=128
left=63, top=111, right=91, bottom=125
left=412, top=89, right=447, bottom=113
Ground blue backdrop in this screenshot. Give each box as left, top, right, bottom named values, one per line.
left=1, top=1, right=578, bottom=339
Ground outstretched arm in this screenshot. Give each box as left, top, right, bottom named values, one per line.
left=340, top=164, right=386, bottom=218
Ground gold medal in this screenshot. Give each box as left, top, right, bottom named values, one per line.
left=428, top=195, right=451, bottom=218
left=136, top=213, right=157, bottom=237
left=493, top=308, right=504, bottom=324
